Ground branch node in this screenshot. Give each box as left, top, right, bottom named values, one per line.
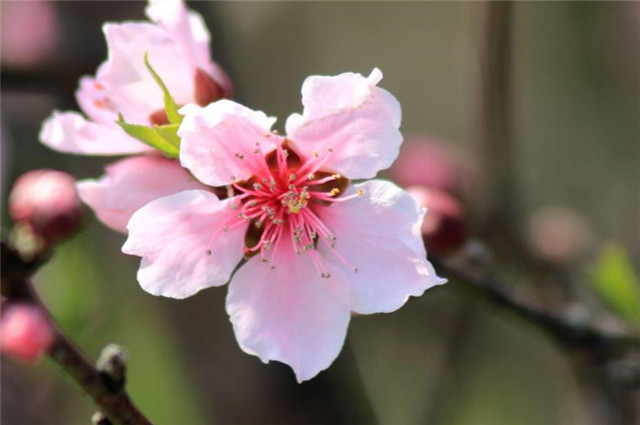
left=97, top=343, right=129, bottom=391
left=91, top=411, right=113, bottom=425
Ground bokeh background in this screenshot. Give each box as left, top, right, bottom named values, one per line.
left=1, top=1, right=638, bottom=424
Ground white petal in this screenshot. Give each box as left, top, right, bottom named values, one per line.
left=123, top=191, right=247, bottom=299
left=316, top=180, right=446, bottom=314
left=227, top=228, right=351, bottom=382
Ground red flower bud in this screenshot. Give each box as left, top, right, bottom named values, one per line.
left=388, top=137, right=464, bottom=195
left=408, top=186, right=467, bottom=256
left=194, top=68, right=232, bottom=106
left=1, top=304, right=54, bottom=362
left=9, top=169, right=83, bottom=244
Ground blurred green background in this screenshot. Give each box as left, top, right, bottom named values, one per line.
left=1, top=1, right=638, bottom=424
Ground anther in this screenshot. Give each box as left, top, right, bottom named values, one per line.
left=321, top=272, right=332, bottom=279
left=234, top=153, right=245, bottom=159
left=312, top=151, right=319, bottom=158
left=357, top=188, right=364, bottom=196
left=307, top=173, right=315, bottom=181
left=289, top=173, right=296, bottom=181
left=253, top=183, right=263, bottom=190
left=223, top=225, right=229, bottom=232
left=206, top=250, right=212, bottom=255
left=329, top=188, right=341, bottom=197
left=327, top=146, right=334, bottom=152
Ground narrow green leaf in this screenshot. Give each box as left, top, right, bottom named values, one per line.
left=117, top=114, right=179, bottom=158
left=590, top=242, right=640, bottom=323
left=154, top=123, right=181, bottom=148
left=144, top=52, right=182, bottom=125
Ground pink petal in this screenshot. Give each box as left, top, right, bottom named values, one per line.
left=77, top=156, right=207, bottom=233
left=145, top=0, right=210, bottom=73
left=145, top=0, right=233, bottom=98
left=39, top=111, right=152, bottom=155
left=179, top=100, right=282, bottom=186
left=99, top=22, right=196, bottom=118
left=285, top=69, right=402, bottom=179
left=317, top=180, right=446, bottom=314
left=122, top=191, right=247, bottom=299
left=226, top=227, right=351, bottom=382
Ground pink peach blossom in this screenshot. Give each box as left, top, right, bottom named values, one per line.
left=123, top=69, right=445, bottom=381
left=40, top=0, right=231, bottom=156
left=1, top=304, right=55, bottom=362
left=39, top=0, right=230, bottom=233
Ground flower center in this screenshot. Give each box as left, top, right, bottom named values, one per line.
left=207, top=139, right=361, bottom=278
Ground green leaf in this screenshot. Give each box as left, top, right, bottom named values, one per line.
left=590, top=242, right=640, bottom=323
left=144, top=52, right=182, bottom=125
left=154, top=123, right=181, bottom=147
left=117, top=114, right=179, bottom=158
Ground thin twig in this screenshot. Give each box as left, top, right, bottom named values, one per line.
left=432, top=255, right=640, bottom=360
left=1, top=240, right=153, bottom=425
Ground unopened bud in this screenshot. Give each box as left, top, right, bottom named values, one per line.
left=149, top=109, right=170, bottom=126
left=194, top=68, right=232, bottom=106
left=527, top=206, right=591, bottom=264
left=97, top=343, right=128, bottom=390
left=1, top=304, right=55, bottom=362
left=389, top=137, right=465, bottom=195
left=9, top=169, right=83, bottom=244
left=408, top=186, right=467, bottom=256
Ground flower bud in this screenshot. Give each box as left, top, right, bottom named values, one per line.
left=9, top=169, right=83, bottom=244
left=1, top=304, right=55, bottom=362
left=527, top=206, right=591, bottom=264
left=408, top=186, right=467, bottom=256
left=388, top=137, right=463, bottom=195
left=194, top=68, right=233, bottom=106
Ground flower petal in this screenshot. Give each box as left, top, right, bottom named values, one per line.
left=145, top=0, right=233, bottom=98
left=316, top=180, right=446, bottom=314
left=99, top=22, right=196, bottom=118
left=39, top=111, right=152, bottom=155
left=226, top=227, right=350, bottom=382
left=179, top=100, right=282, bottom=187
left=77, top=156, right=207, bottom=233
left=145, top=0, right=209, bottom=72
left=285, top=69, right=402, bottom=179
left=122, top=191, right=247, bottom=299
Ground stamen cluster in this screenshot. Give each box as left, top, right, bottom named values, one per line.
left=209, top=139, right=360, bottom=278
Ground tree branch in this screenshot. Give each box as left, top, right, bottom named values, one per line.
left=1, top=240, right=153, bottom=425
left=432, top=252, right=640, bottom=361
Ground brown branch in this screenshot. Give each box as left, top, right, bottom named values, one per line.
left=433, top=254, right=639, bottom=360
left=1, top=240, right=153, bottom=425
